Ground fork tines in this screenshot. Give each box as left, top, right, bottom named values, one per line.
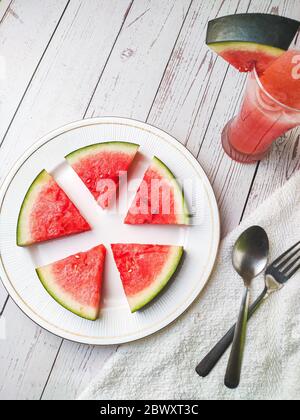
left=272, top=241, right=300, bottom=279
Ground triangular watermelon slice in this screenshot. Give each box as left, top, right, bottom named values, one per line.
left=206, top=14, right=300, bottom=75
left=112, top=244, right=184, bottom=313
left=125, top=157, right=189, bottom=225
left=17, top=170, right=91, bottom=246
left=36, top=245, right=106, bottom=320
left=65, top=142, right=139, bottom=209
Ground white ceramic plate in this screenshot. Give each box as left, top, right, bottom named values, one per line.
left=0, top=117, right=220, bottom=345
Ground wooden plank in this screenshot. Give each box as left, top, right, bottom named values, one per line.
left=1, top=0, right=298, bottom=401
left=0, top=0, right=132, bottom=184
left=243, top=127, right=300, bottom=219
left=0, top=0, right=192, bottom=401
left=44, top=0, right=257, bottom=400
left=41, top=0, right=300, bottom=400
left=42, top=0, right=194, bottom=400
left=148, top=0, right=247, bottom=152
left=190, top=0, right=300, bottom=237
left=0, top=0, right=12, bottom=21
left=147, top=0, right=251, bottom=239
left=0, top=0, right=133, bottom=400
left=0, top=0, right=69, bottom=143
left=0, top=0, right=69, bottom=338
left=0, top=299, right=61, bottom=400
left=86, top=0, right=191, bottom=120
left=0, top=0, right=132, bottom=314
left=41, top=341, right=116, bottom=400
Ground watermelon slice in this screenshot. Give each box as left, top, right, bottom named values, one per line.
left=260, top=50, right=300, bottom=109
left=111, top=244, right=183, bottom=312
left=17, top=170, right=91, bottom=247
left=206, top=14, right=299, bottom=74
left=65, top=142, right=139, bottom=209
left=125, top=157, right=189, bottom=225
left=36, top=245, right=106, bottom=320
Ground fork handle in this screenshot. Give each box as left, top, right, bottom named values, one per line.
left=196, top=287, right=267, bottom=378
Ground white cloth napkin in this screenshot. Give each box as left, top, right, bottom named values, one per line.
left=80, top=173, right=300, bottom=400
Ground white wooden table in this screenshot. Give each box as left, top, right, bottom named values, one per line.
left=0, top=0, right=299, bottom=400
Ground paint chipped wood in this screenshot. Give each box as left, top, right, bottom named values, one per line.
left=0, top=0, right=299, bottom=400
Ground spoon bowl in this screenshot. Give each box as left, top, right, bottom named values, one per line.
left=233, top=226, right=269, bottom=283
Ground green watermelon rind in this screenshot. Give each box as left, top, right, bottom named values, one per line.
left=36, top=265, right=99, bottom=321
left=208, top=41, right=283, bottom=57
left=206, top=14, right=300, bottom=50
left=65, top=141, right=140, bottom=164
left=16, top=170, right=91, bottom=247
left=17, top=170, right=52, bottom=247
left=123, top=245, right=184, bottom=313
left=151, top=157, right=190, bottom=225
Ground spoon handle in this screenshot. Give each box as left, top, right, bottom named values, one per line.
left=196, top=288, right=267, bottom=377
left=225, top=287, right=250, bottom=389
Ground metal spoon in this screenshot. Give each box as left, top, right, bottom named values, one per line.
left=224, top=226, right=269, bottom=389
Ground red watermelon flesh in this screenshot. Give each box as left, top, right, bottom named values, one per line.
left=213, top=43, right=283, bottom=75
left=65, top=142, right=139, bottom=209
left=125, top=157, right=189, bottom=225
left=260, top=50, right=300, bottom=109
left=112, top=244, right=184, bottom=312
left=36, top=245, right=106, bottom=320
left=17, top=170, right=91, bottom=246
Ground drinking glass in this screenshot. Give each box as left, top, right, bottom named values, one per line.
left=222, top=68, right=300, bottom=163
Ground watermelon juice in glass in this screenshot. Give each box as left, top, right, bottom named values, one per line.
left=222, top=50, right=300, bottom=163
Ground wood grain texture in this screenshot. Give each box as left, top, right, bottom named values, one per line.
left=0, top=0, right=299, bottom=400
left=41, top=0, right=193, bottom=401
left=0, top=0, right=133, bottom=185
left=41, top=341, right=116, bottom=400
left=0, top=0, right=193, bottom=400
left=0, top=0, right=70, bottom=339
left=194, top=0, right=300, bottom=236
left=149, top=0, right=249, bottom=150
left=0, top=0, right=133, bottom=313
left=86, top=0, right=192, bottom=120
left=42, top=0, right=277, bottom=398
left=148, top=0, right=252, bottom=237
left=0, top=0, right=70, bottom=315
left=0, top=0, right=69, bottom=144
left=244, top=127, right=300, bottom=220
left=0, top=0, right=12, bottom=21
left=0, top=299, right=61, bottom=400
left=0, top=0, right=133, bottom=399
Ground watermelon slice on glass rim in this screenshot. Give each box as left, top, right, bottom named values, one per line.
left=65, top=141, right=139, bottom=209
left=112, top=244, right=184, bottom=313
left=206, top=13, right=300, bottom=75
left=17, top=170, right=91, bottom=246
left=36, top=245, right=106, bottom=320
left=125, top=157, right=189, bottom=225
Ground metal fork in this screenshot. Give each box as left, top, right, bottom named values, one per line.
left=196, top=241, right=300, bottom=378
